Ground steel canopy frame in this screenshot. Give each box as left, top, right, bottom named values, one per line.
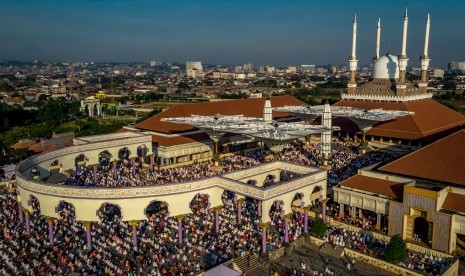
left=273, top=105, right=414, bottom=138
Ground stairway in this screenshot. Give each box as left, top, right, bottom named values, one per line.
left=231, top=253, right=261, bottom=273
left=319, top=244, right=344, bottom=258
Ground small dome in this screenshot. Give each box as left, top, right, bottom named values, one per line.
left=373, top=54, right=399, bottom=79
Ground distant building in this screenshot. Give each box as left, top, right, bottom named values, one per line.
left=186, top=61, right=203, bottom=78
left=301, top=64, right=316, bottom=73
left=448, top=61, right=465, bottom=72
left=243, top=63, right=254, bottom=73
left=316, top=67, right=328, bottom=73
left=234, top=66, right=242, bottom=73
left=189, top=69, right=204, bottom=79
left=433, top=69, right=445, bottom=78
left=186, top=61, right=203, bottom=71
left=286, top=66, right=297, bottom=74
left=80, top=96, right=102, bottom=117
left=249, top=92, right=262, bottom=98
left=150, top=60, right=163, bottom=67
left=95, top=91, right=107, bottom=99
left=257, top=66, right=265, bottom=74
left=266, top=66, right=276, bottom=74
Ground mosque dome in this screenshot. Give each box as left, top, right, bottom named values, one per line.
left=372, top=54, right=399, bottom=79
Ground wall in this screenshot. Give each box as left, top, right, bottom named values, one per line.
left=333, top=187, right=390, bottom=215
left=17, top=160, right=326, bottom=223
left=344, top=248, right=424, bottom=276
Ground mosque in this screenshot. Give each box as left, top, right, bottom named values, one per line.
left=332, top=10, right=465, bottom=257
left=335, top=11, right=465, bottom=148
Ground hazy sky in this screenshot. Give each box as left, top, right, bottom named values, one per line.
left=0, top=0, right=463, bottom=67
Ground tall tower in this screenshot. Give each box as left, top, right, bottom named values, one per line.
left=374, top=18, right=381, bottom=61
left=263, top=99, right=272, bottom=122
left=348, top=13, right=358, bottom=94
left=321, top=103, right=332, bottom=166
left=419, top=13, right=431, bottom=93
left=397, top=8, right=409, bottom=96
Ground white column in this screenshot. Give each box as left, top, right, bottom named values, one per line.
left=339, top=203, right=344, bottom=216
left=376, top=18, right=381, bottom=59
left=401, top=8, right=408, bottom=57
left=321, top=103, right=332, bottom=165
left=423, top=13, right=430, bottom=57
left=263, top=99, right=272, bottom=122
left=352, top=13, right=357, bottom=58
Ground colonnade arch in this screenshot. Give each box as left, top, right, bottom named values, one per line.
left=80, top=98, right=101, bottom=117
left=118, top=147, right=131, bottom=161
left=56, top=201, right=77, bottom=223
left=98, top=203, right=123, bottom=221
left=98, top=150, right=112, bottom=165
left=190, top=193, right=211, bottom=214
left=75, top=154, right=88, bottom=167
left=145, top=200, right=169, bottom=220
left=291, top=192, right=305, bottom=212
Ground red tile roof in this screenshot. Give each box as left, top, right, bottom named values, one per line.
left=441, top=192, right=465, bottom=213
left=380, top=130, right=465, bottom=186
left=10, top=139, right=38, bottom=150
left=152, top=132, right=211, bottom=147
left=135, top=96, right=305, bottom=134
left=6, top=97, right=24, bottom=104
left=333, top=99, right=465, bottom=141
left=339, top=174, right=404, bottom=199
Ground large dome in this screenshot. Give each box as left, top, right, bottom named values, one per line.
left=373, top=54, right=399, bottom=79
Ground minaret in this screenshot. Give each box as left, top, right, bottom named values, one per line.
left=321, top=103, right=332, bottom=167
left=348, top=13, right=358, bottom=94
left=263, top=99, right=272, bottom=122
left=419, top=13, right=431, bottom=93
left=374, top=18, right=381, bottom=61
left=397, top=8, right=409, bottom=96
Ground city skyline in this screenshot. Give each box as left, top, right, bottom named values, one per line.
left=0, top=0, right=464, bottom=67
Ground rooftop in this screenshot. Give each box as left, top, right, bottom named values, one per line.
left=380, top=130, right=465, bottom=186
left=334, top=99, right=465, bottom=140
left=339, top=174, right=405, bottom=199
left=135, top=96, right=305, bottom=134
left=441, top=192, right=465, bottom=213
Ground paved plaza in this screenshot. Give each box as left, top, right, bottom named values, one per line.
left=249, top=244, right=393, bottom=276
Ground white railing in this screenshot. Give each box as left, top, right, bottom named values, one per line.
left=341, top=93, right=433, bottom=102
left=16, top=161, right=326, bottom=201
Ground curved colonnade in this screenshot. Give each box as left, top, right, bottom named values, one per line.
left=13, top=132, right=328, bottom=260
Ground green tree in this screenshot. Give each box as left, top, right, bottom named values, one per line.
left=384, top=234, right=407, bottom=263
left=311, top=217, right=327, bottom=238
left=177, top=82, right=190, bottom=90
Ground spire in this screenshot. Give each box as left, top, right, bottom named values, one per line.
left=401, top=7, right=408, bottom=57
left=351, top=12, right=357, bottom=58
left=419, top=13, right=431, bottom=90
left=375, top=17, right=381, bottom=59
left=423, top=13, right=430, bottom=57
left=348, top=13, right=359, bottom=93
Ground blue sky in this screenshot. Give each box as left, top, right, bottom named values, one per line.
left=0, top=0, right=463, bottom=67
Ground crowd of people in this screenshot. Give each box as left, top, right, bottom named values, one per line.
left=2, top=139, right=424, bottom=275
left=324, top=226, right=453, bottom=275
left=44, top=139, right=397, bottom=190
